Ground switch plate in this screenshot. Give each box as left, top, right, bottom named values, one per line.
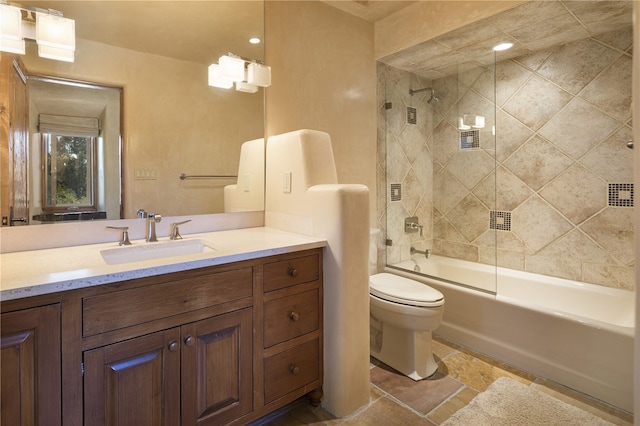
left=283, top=172, right=292, bottom=193
left=243, top=174, right=251, bottom=192
left=135, top=168, right=157, bottom=180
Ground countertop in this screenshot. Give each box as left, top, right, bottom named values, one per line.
left=0, top=227, right=327, bottom=301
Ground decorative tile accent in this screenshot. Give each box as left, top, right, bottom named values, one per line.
left=407, top=107, right=417, bottom=124
left=390, top=183, right=402, bottom=201
left=460, top=130, right=479, bottom=149
left=490, top=211, right=511, bottom=231
left=608, top=183, right=633, bottom=207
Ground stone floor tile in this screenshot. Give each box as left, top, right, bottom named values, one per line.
left=342, top=396, right=435, bottom=425
left=370, top=364, right=463, bottom=414
left=427, top=387, right=478, bottom=425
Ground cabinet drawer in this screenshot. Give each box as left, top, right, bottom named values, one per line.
left=264, top=289, right=319, bottom=348
left=263, top=253, right=320, bottom=292
left=83, top=267, right=253, bottom=336
left=264, top=339, right=319, bottom=404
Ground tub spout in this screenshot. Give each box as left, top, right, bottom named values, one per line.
left=410, top=247, right=431, bottom=259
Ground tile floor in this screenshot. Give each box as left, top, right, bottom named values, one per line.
left=255, top=335, right=634, bottom=425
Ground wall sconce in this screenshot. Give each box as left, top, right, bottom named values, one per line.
left=0, top=3, right=75, bottom=62
left=0, top=3, right=25, bottom=54
left=458, top=114, right=485, bottom=130
left=208, top=53, right=271, bottom=93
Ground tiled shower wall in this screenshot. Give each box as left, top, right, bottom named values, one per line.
left=378, top=27, right=634, bottom=290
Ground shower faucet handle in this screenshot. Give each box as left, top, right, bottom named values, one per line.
left=405, top=216, right=423, bottom=237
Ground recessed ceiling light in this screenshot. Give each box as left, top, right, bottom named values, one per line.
left=249, top=37, right=261, bottom=44
left=493, top=42, right=514, bottom=51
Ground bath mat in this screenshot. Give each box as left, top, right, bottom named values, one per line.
left=441, top=377, right=614, bottom=426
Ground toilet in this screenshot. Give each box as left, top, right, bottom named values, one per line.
left=369, top=231, right=445, bottom=380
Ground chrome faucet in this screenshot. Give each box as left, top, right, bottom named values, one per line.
left=410, top=246, right=431, bottom=259
left=137, top=209, right=162, bottom=242
left=169, top=219, right=191, bottom=240
left=405, top=216, right=423, bottom=237
left=146, top=214, right=162, bottom=242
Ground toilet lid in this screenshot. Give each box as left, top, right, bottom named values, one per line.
left=370, top=273, right=444, bottom=307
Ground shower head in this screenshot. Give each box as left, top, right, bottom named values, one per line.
left=409, top=87, right=438, bottom=103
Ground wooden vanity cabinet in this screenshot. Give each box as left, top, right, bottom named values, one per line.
left=0, top=247, right=323, bottom=426
left=0, top=304, right=62, bottom=426
left=83, top=308, right=252, bottom=426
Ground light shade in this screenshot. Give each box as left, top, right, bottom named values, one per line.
left=38, top=44, right=74, bottom=62
left=0, top=36, right=25, bottom=54
left=208, top=63, right=233, bottom=89
left=235, top=82, right=258, bottom=93
left=36, top=12, right=75, bottom=50
left=461, top=114, right=485, bottom=129
left=0, top=4, right=22, bottom=41
left=219, top=55, right=246, bottom=82
left=458, top=117, right=471, bottom=131
left=247, top=63, right=271, bottom=87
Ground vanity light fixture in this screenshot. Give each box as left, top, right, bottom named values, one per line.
left=36, top=11, right=75, bottom=62
left=0, top=3, right=25, bottom=54
left=208, top=52, right=271, bottom=92
left=458, top=114, right=485, bottom=130
left=219, top=54, right=246, bottom=82
left=0, top=2, right=76, bottom=62
left=208, top=63, right=234, bottom=89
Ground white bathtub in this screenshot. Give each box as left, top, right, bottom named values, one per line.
left=387, top=255, right=635, bottom=413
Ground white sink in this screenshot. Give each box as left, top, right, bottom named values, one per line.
left=100, top=239, right=217, bottom=265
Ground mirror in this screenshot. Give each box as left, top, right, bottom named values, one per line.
left=13, top=1, right=265, bottom=224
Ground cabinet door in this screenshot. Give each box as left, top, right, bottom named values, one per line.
left=182, top=308, right=253, bottom=426
left=1, top=304, right=61, bottom=426
left=83, top=329, right=181, bottom=426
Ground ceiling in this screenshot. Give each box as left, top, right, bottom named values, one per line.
left=17, top=1, right=264, bottom=65
left=376, top=0, right=633, bottom=79
left=16, top=1, right=633, bottom=79
left=320, top=0, right=416, bottom=22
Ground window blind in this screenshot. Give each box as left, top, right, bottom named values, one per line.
left=39, top=114, right=100, bottom=137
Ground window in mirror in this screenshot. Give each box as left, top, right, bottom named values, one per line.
left=42, top=133, right=97, bottom=212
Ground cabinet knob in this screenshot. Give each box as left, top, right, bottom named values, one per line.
left=289, top=311, right=300, bottom=322
left=168, top=341, right=178, bottom=352
left=289, top=364, right=300, bottom=375
left=184, top=335, right=195, bottom=347
left=288, top=268, right=298, bottom=278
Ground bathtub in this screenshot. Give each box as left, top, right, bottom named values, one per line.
left=387, top=255, right=635, bottom=413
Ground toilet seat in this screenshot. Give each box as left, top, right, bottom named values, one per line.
left=370, top=273, right=444, bottom=308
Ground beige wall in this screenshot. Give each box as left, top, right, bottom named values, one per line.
left=374, top=0, right=524, bottom=59
left=21, top=38, right=263, bottom=219
left=265, top=1, right=378, bottom=224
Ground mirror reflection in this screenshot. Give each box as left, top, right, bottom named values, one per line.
left=3, top=1, right=265, bottom=225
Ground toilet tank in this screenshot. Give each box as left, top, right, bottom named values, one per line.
left=370, top=228, right=381, bottom=275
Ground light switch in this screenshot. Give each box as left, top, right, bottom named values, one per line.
left=134, top=168, right=157, bottom=180
left=243, top=174, right=251, bottom=192
left=283, top=172, right=292, bottom=193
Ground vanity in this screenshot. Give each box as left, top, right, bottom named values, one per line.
left=0, top=227, right=326, bottom=425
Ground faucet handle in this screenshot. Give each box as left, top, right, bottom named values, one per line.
left=136, top=209, right=147, bottom=218
left=170, top=219, right=191, bottom=240
left=106, top=226, right=132, bottom=246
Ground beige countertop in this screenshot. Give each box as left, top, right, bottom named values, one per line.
left=1, top=227, right=326, bottom=301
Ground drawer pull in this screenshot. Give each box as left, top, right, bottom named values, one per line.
left=288, top=268, right=298, bottom=278
left=289, top=311, right=300, bottom=322
left=289, top=364, right=300, bottom=375
left=184, top=335, right=195, bottom=347
left=168, top=341, right=178, bottom=352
